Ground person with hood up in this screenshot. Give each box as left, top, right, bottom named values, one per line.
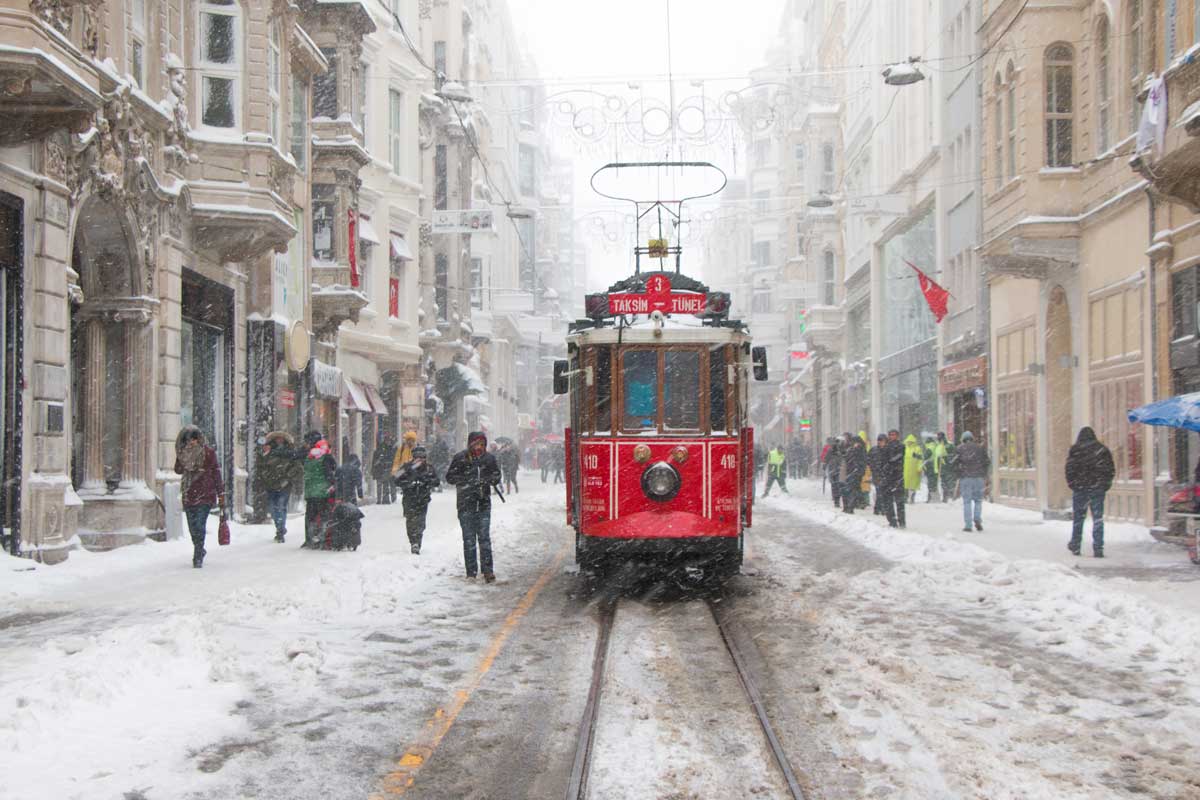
left=841, top=433, right=866, bottom=513
left=1064, top=426, right=1115, bottom=558
left=498, top=441, right=520, bottom=495
left=444, top=431, right=502, bottom=581
left=335, top=442, right=364, bottom=505
left=372, top=433, right=398, bottom=504
left=395, top=444, right=440, bottom=554
left=391, top=430, right=419, bottom=476
left=302, top=431, right=337, bottom=548
left=956, top=431, right=991, bottom=532
left=259, top=431, right=299, bottom=542
left=903, top=434, right=924, bottom=503
left=825, top=437, right=843, bottom=507
left=938, top=432, right=958, bottom=503
left=175, top=425, right=224, bottom=568
left=430, top=437, right=451, bottom=492
left=922, top=435, right=943, bottom=502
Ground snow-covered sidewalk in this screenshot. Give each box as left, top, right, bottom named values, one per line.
left=762, top=478, right=1200, bottom=615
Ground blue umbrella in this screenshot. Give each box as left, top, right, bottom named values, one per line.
left=1128, top=392, right=1200, bottom=432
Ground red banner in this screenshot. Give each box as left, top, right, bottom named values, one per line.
left=348, top=209, right=359, bottom=289
left=905, top=260, right=949, bottom=323
left=388, top=276, right=399, bottom=318
left=608, top=274, right=707, bottom=316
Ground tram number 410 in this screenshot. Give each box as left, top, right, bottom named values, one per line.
left=583, top=453, right=600, bottom=470
left=720, top=454, right=737, bottom=470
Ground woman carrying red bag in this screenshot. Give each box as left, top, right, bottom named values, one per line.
left=174, top=425, right=225, bottom=568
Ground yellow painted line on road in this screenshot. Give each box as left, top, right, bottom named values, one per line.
left=370, top=545, right=569, bottom=798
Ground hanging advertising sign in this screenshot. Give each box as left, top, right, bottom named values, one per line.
left=432, top=209, right=495, bottom=234
left=607, top=274, right=707, bottom=315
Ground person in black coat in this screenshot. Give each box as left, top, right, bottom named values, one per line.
left=824, top=438, right=843, bottom=507
left=842, top=433, right=866, bottom=514
left=372, top=434, right=398, bottom=504
left=1065, top=426, right=1115, bottom=557
left=335, top=451, right=364, bottom=505
left=868, top=434, right=888, bottom=515
left=880, top=429, right=907, bottom=528
left=395, top=444, right=440, bottom=554
left=444, top=431, right=502, bottom=581
left=498, top=443, right=520, bottom=494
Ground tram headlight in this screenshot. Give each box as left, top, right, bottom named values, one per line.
left=671, top=445, right=689, bottom=464
left=641, top=461, right=681, bottom=502
left=632, top=444, right=652, bottom=464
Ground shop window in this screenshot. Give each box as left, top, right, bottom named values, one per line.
left=997, top=386, right=1035, bottom=470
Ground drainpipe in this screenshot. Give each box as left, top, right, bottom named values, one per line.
left=1146, top=186, right=1161, bottom=527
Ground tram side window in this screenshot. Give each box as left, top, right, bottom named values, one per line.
left=664, top=350, right=701, bottom=430
left=709, top=345, right=726, bottom=432
left=622, top=350, right=658, bottom=429
left=594, top=347, right=612, bottom=433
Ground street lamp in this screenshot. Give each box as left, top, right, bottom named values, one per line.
left=807, top=191, right=835, bottom=209
left=882, top=61, right=925, bottom=86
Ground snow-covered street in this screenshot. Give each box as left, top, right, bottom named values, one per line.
left=4, top=474, right=1200, bottom=799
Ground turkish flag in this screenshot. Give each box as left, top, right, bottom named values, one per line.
left=348, top=209, right=359, bottom=289
left=905, top=260, right=949, bottom=323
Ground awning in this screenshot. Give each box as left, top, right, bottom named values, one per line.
left=342, top=377, right=372, bottom=413
left=361, top=382, right=389, bottom=415
left=390, top=234, right=414, bottom=261
left=358, top=217, right=381, bottom=246
left=311, top=359, right=342, bottom=400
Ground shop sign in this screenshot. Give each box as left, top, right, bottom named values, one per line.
left=278, top=388, right=296, bottom=408
left=432, top=209, right=495, bottom=234
left=608, top=274, right=706, bottom=315
left=284, top=321, right=311, bottom=373
left=312, top=359, right=342, bottom=399
left=799, top=418, right=812, bottom=431
left=939, top=356, right=987, bottom=395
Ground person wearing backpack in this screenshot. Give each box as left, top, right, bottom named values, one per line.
left=395, top=444, right=440, bottom=554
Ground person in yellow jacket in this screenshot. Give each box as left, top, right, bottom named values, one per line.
left=392, top=430, right=419, bottom=475
left=763, top=444, right=789, bottom=496
left=903, top=434, right=924, bottom=503
left=858, top=431, right=872, bottom=505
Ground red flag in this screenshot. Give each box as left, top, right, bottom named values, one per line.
left=348, top=209, right=359, bottom=289
left=905, top=260, right=949, bottom=323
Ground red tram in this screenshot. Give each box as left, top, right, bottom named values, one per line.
left=552, top=162, right=769, bottom=576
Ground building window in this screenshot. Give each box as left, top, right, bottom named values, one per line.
left=1005, top=63, right=1017, bottom=178
left=268, top=22, right=282, bottom=145
left=1097, top=17, right=1111, bottom=153
left=198, top=0, right=241, bottom=129
left=822, top=250, right=835, bottom=305
left=313, top=47, right=338, bottom=119
left=1129, top=0, right=1145, bottom=134
left=1044, top=44, right=1074, bottom=168
left=796, top=222, right=805, bottom=257
left=997, top=386, right=1036, bottom=470
left=433, top=40, right=447, bottom=87
left=357, top=62, right=368, bottom=147
left=753, top=139, right=769, bottom=167
left=389, top=89, right=404, bottom=175
left=993, top=75, right=1004, bottom=188
left=752, top=191, right=769, bottom=214
left=312, top=184, right=335, bottom=261
left=752, top=241, right=771, bottom=267
left=1166, top=0, right=1178, bottom=63
left=752, top=291, right=771, bottom=313
left=820, top=142, right=834, bottom=192
left=434, top=144, right=447, bottom=210
left=519, top=86, right=536, bottom=128
left=470, top=257, right=483, bottom=309
left=794, top=142, right=806, bottom=186
left=130, top=0, right=146, bottom=89
left=1196, top=0, right=1200, bottom=45
left=290, top=75, right=307, bottom=171
left=389, top=235, right=406, bottom=319
left=519, top=144, right=536, bottom=197
left=434, top=252, right=448, bottom=322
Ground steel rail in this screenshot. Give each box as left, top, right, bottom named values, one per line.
left=708, top=598, right=808, bottom=800
left=565, top=597, right=617, bottom=800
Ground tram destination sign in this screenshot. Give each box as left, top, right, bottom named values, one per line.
left=606, top=274, right=707, bottom=316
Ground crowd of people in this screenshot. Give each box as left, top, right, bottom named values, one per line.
left=756, top=425, right=1117, bottom=558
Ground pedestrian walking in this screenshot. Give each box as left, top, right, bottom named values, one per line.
left=552, top=443, right=565, bottom=484
left=842, top=433, right=866, bottom=513
left=335, top=448, right=365, bottom=505
left=754, top=441, right=767, bottom=487
left=259, top=431, right=298, bottom=542
left=302, top=431, right=337, bottom=548
left=881, top=430, right=907, bottom=528
left=763, top=444, right=789, bottom=496
left=956, top=431, right=990, bottom=532
left=787, top=439, right=803, bottom=480
left=539, top=442, right=551, bottom=483
left=858, top=431, right=872, bottom=509
left=922, top=435, right=942, bottom=502
left=174, top=425, right=225, bottom=568
left=825, top=437, right=843, bottom=507
left=903, top=434, right=923, bottom=503
left=430, top=437, right=451, bottom=492
left=499, top=442, right=520, bottom=495
left=444, top=431, right=502, bottom=581
left=395, top=444, right=440, bottom=554
left=372, top=433, right=397, bottom=504
left=391, top=430, right=419, bottom=475
left=938, top=432, right=958, bottom=503
left=797, top=440, right=812, bottom=478
left=868, top=434, right=888, bottom=514
left=1065, top=426, right=1115, bottom=558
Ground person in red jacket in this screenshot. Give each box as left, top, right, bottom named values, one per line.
left=175, top=425, right=225, bottom=568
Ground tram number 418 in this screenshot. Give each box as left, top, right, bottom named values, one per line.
left=583, top=453, right=600, bottom=470
left=720, top=454, right=737, bottom=470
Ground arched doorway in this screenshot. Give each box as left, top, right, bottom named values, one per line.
left=1046, top=285, right=1074, bottom=511
left=69, top=196, right=153, bottom=497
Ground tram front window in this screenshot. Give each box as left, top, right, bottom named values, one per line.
left=623, top=350, right=657, bottom=429
left=664, top=350, right=701, bottom=430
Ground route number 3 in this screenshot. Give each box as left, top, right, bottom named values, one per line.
left=720, top=454, right=737, bottom=470
left=649, top=276, right=665, bottom=293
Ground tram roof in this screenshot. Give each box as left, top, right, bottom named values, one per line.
left=567, top=317, right=749, bottom=346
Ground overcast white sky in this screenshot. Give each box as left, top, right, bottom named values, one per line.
left=507, top=0, right=785, bottom=288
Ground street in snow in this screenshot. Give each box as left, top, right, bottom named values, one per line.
left=3, top=475, right=1199, bottom=799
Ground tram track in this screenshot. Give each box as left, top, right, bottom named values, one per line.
left=566, top=592, right=808, bottom=800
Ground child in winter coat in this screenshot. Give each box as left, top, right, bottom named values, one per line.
left=395, top=445, right=440, bottom=554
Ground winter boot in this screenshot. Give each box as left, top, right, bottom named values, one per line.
left=411, top=543, right=420, bottom=555
left=974, top=521, right=983, bottom=532
left=1068, top=544, right=1081, bottom=556
left=962, top=526, right=972, bottom=532
left=483, top=573, right=496, bottom=583
left=1094, top=549, right=1104, bottom=558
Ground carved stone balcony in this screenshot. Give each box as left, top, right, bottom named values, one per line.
left=1132, top=56, right=1200, bottom=210
left=311, top=262, right=368, bottom=333
left=0, top=4, right=103, bottom=145
left=806, top=305, right=845, bottom=352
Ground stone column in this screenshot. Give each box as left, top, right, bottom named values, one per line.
left=120, top=318, right=149, bottom=485
left=81, top=317, right=106, bottom=488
